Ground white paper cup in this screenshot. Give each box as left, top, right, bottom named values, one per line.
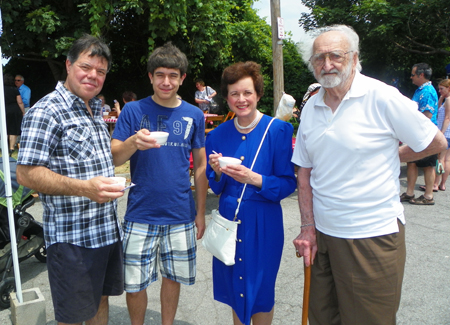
left=150, top=131, right=169, bottom=145
left=218, top=157, right=242, bottom=168
left=103, top=112, right=109, bottom=116
left=110, top=176, right=126, bottom=187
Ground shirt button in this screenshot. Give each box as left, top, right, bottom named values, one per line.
left=240, top=294, right=244, bottom=297
left=237, top=198, right=241, bottom=203
left=238, top=239, right=242, bottom=242
left=239, top=258, right=242, bottom=261
left=240, top=156, right=244, bottom=161
left=242, top=136, right=246, bottom=140
left=240, top=276, right=243, bottom=280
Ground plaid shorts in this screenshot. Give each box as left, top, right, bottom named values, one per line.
left=123, top=220, right=197, bottom=292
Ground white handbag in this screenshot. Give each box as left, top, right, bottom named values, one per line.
left=202, top=117, right=275, bottom=265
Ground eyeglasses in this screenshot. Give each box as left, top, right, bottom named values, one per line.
left=15, top=79, right=22, bottom=82
left=309, top=51, right=353, bottom=66
left=410, top=74, right=418, bottom=77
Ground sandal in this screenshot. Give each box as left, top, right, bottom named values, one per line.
left=419, top=185, right=438, bottom=192
left=439, top=185, right=446, bottom=191
left=409, top=195, right=435, bottom=205
left=399, top=192, right=415, bottom=202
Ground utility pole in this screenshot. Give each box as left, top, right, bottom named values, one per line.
left=270, top=0, right=284, bottom=115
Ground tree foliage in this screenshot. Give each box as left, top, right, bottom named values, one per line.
left=299, top=0, right=450, bottom=96
left=2, top=0, right=310, bottom=114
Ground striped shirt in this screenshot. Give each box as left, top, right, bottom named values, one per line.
left=18, top=81, right=122, bottom=248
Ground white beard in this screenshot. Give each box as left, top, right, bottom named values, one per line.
left=316, top=61, right=353, bottom=88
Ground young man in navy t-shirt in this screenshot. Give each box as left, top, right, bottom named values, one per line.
left=111, top=42, right=207, bottom=325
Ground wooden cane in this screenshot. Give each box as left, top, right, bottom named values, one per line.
left=302, top=256, right=311, bottom=325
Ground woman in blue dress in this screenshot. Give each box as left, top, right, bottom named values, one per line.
left=205, top=61, right=297, bottom=324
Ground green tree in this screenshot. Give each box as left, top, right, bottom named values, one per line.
left=299, top=0, right=450, bottom=96
left=2, top=0, right=308, bottom=115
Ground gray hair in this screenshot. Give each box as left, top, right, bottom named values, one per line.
left=302, top=25, right=362, bottom=72
left=412, top=63, right=432, bottom=80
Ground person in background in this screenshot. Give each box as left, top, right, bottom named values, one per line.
left=4, top=74, right=25, bottom=156
left=400, top=63, right=439, bottom=205
left=111, top=42, right=207, bottom=325
left=97, top=94, right=111, bottom=115
left=113, top=91, right=137, bottom=116
left=15, top=74, right=31, bottom=112
left=293, top=83, right=321, bottom=122
left=16, top=35, right=125, bottom=325
left=292, top=25, right=446, bottom=325
left=433, top=79, right=450, bottom=191
left=195, top=79, right=216, bottom=114
left=206, top=61, right=296, bottom=325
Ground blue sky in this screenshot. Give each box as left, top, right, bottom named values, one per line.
left=252, top=0, right=310, bottom=43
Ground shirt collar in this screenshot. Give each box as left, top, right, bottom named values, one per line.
left=418, top=81, right=432, bottom=90
left=314, top=70, right=365, bottom=108
left=55, top=81, right=102, bottom=116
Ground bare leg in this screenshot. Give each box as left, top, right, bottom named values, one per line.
left=406, top=162, right=418, bottom=196
left=423, top=166, right=435, bottom=199
left=252, top=308, right=275, bottom=325
left=161, top=277, right=180, bottom=325
left=232, top=309, right=244, bottom=325
left=58, top=296, right=109, bottom=325
left=127, top=290, right=148, bottom=325
left=434, top=150, right=447, bottom=189
left=86, top=296, right=109, bottom=325
left=8, top=135, right=17, bottom=151
left=440, top=149, right=450, bottom=190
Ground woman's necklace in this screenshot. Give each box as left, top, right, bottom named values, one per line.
left=234, top=111, right=261, bottom=130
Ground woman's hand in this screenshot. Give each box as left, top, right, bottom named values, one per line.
left=221, top=165, right=262, bottom=188
left=208, top=152, right=223, bottom=179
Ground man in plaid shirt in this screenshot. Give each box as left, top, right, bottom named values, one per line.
left=17, top=35, right=125, bottom=325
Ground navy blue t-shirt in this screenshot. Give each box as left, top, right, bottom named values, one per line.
left=113, top=96, right=205, bottom=225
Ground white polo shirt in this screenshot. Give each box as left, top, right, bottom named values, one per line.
left=292, top=71, right=438, bottom=239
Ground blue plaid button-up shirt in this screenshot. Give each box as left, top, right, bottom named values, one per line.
left=18, top=81, right=122, bottom=248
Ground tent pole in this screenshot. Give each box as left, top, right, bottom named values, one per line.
left=0, top=13, right=24, bottom=303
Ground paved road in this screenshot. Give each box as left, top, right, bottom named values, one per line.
left=0, top=164, right=449, bottom=324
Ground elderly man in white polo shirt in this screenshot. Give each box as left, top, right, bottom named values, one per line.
left=292, top=24, right=446, bottom=325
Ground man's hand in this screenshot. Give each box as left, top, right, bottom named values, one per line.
left=293, top=226, right=317, bottom=267
left=195, top=214, right=206, bottom=240
left=134, top=129, right=161, bottom=151
left=83, top=176, right=125, bottom=204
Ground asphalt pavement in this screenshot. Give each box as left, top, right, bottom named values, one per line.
left=0, top=163, right=449, bottom=324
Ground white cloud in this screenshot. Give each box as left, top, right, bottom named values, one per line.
left=252, top=0, right=311, bottom=43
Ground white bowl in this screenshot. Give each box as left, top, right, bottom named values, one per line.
left=218, top=157, right=242, bottom=168
left=150, top=131, right=169, bottom=145
left=110, top=176, right=126, bottom=187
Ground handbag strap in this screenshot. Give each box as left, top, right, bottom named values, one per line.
left=234, top=117, right=276, bottom=220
